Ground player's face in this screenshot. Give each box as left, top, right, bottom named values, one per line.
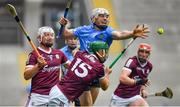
left=66, top=38, right=78, bottom=50
left=41, top=32, right=54, bottom=47
left=138, top=49, right=150, bottom=63
left=95, top=14, right=109, bottom=27
left=96, top=49, right=109, bottom=63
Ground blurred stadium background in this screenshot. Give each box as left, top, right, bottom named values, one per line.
left=0, top=0, right=180, bottom=106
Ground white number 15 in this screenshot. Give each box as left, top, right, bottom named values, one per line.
left=71, top=58, right=92, bottom=77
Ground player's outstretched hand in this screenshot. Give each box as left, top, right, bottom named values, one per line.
left=132, top=24, right=150, bottom=39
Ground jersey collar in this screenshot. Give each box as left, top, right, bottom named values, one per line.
left=38, top=47, right=52, bottom=54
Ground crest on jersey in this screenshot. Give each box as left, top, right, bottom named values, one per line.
left=56, top=54, right=60, bottom=59
left=96, top=34, right=104, bottom=40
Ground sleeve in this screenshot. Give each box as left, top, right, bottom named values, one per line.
left=97, top=65, right=105, bottom=79
left=61, top=52, right=68, bottom=64
left=122, top=58, right=135, bottom=73
left=106, top=26, right=115, bottom=38
left=26, top=52, right=37, bottom=67
left=149, top=62, right=153, bottom=72
left=73, top=26, right=84, bottom=38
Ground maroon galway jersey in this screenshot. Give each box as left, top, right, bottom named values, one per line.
left=114, top=56, right=153, bottom=98
left=58, top=51, right=105, bottom=101
left=26, top=47, right=67, bottom=95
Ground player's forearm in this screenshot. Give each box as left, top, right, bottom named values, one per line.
left=100, top=75, right=110, bottom=91
left=24, top=64, right=40, bottom=80
left=119, top=75, right=135, bottom=86
left=112, top=30, right=133, bottom=40
left=100, top=79, right=109, bottom=91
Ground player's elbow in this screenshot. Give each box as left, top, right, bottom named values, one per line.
left=24, top=72, right=30, bottom=80
left=24, top=70, right=32, bottom=80
left=100, top=78, right=109, bottom=91
left=119, top=75, right=127, bottom=83
left=101, top=83, right=109, bottom=91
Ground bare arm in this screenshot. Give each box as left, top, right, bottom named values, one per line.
left=59, top=17, right=75, bottom=39
left=100, top=67, right=112, bottom=91
left=140, top=85, right=149, bottom=98
left=24, top=64, right=40, bottom=80
left=112, top=24, right=150, bottom=40
left=112, top=30, right=133, bottom=40
left=119, top=68, right=135, bottom=86
left=24, top=57, right=46, bottom=80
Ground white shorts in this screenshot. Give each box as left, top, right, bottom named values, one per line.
left=49, top=85, right=69, bottom=107
left=26, top=93, right=49, bottom=107
left=110, top=94, right=143, bottom=107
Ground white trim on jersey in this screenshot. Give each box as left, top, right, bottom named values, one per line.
left=99, top=72, right=106, bottom=80
left=38, top=47, right=52, bottom=54
left=122, top=67, right=132, bottom=73
left=26, top=65, right=34, bottom=69
left=65, top=60, right=71, bottom=65
left=125, top=59, right=133, bottom=67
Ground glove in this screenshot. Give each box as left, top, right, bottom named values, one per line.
left=135, top=78, right=148, bottom=85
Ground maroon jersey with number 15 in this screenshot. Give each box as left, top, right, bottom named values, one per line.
left=58, top=51, right=105, bottom=101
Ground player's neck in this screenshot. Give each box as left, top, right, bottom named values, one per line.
left=40, top=44, right=51, bottom=51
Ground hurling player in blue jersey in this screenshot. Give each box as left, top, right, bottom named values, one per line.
left=60, top=37, right=79, bottom=76
left=60, top=37, right=81, bottom=106
left=59, top=8, right=150, bottom=106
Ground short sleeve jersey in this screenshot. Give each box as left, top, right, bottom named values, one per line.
left=58, top=51, right=105, bottom=101
left=26, top=47, right=68, bottom=95
left=114, top=56, right=153, bottom=98
left=73, top=24, right=114, bottom=52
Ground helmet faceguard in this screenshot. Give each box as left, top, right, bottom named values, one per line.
left=37, top=26, right=55, bottom=43
left=89, top=41, right=109, bottom=63
left=137, top=43, right=152, bottom=63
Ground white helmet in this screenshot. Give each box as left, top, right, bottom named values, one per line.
left=37, top=26, right=55, bottom=42
left=90, top=8, right=109, bottom=22
left=38, top=26, right=55, bottom=37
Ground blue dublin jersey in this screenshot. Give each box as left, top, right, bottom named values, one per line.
left=73, top=24, right=114, bottom=52
left=60, top=45, right=74, bottom=61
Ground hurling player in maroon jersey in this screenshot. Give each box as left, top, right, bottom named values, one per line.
left=48, top=41, right=112, bottom=106
left=24, top=26, right=69, bottom=106
left=110, top=43, right=153, bottom=107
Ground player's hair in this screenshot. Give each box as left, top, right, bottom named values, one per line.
left=37, top=26, right=55, bottom=43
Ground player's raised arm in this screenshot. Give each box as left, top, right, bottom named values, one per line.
left=99, top=67, right=112, bottom=90
left=58, top=17, right=74, bottom=39
left=112, top=24, right=150, bottom=40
